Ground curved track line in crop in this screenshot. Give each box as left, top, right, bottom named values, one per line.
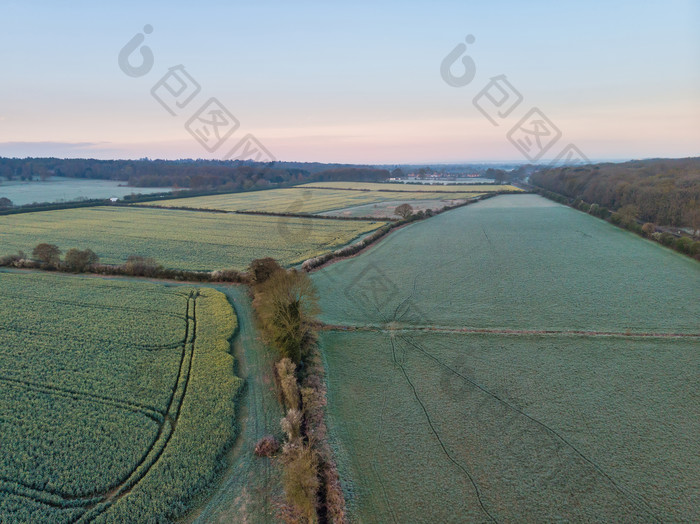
left=365, top=299, right=495, bottom=522
left=331, top=274, right=669, bottom=522
left=366, top=332, right=400, bottom=524
left=397, top=331, right=662, bottom=523
left=389, top=336, right=498, bottom=523
left=0, top=292, right=200, bottom=523
left=0, top=324, right=185, bottom=351
left=1, top=291, right=187, bottom=319
left=0, top=376, right=163, bottom=422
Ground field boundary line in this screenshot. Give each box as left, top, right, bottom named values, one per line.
left=319, top=324, right=700, bottom=339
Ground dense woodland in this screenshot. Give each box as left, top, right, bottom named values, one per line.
left=531, top=158, right=700, bottom=229
left=0, top=158, right=390, bottom=190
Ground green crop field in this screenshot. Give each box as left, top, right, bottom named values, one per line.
left=314, top=195, right=700, bottom=332
left=0, top=271, right=242, bottom=523
left=298, top=181, right=521, bottom=193
left=312, top=194, right=700, bottom=522
left=321, top=331, right=699, bottom=522
left=0, top=206, right=385, bottom=271
left=144, top=187, right=483, bottom=214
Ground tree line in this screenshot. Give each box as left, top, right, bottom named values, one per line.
left=530, top=157, right=700, bottom=230
left=0, top=157, right=390, bottom=190
left=250, top=258, right=347, bottom=523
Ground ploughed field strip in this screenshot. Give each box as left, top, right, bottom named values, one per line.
left=0, top=206, right=385, bottom=271
left=139, top=187, right=484, bottom=214
left=312, top=194, right=700, bottom=522
left=0, top=272, right=241, bottom=523
left=296, top=181, right=522, bottom=193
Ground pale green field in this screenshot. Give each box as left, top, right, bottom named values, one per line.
left=146, top=187, right=483, bottom=214
left=0, top=206, right=385, bottom=270
left=0, top=177, right=171, bottom=205
left=313, top=193, right=699, bottom=522
left=298, top=181, right=521, bottom=193
left=313, top=194, right=700, bottom=333
left=321, top=331, right=699, bottom=523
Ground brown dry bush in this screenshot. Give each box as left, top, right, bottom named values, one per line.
left=281, top=442, right=320, bottom=524
left=254, top=435, right=280, bottom=457
left=276, top=358, right=301, bottom=411
left=281, top=409, right=303, bottom=441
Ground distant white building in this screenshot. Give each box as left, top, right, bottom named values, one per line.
left=109, top=197, right=119, bottom=202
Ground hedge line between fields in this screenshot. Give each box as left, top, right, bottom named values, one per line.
left=530, top=186, right=700, bottom=261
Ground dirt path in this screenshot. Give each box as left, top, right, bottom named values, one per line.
left=183, top=286, right=284, bottom=524
left=319, top=323, right=700, bottom=339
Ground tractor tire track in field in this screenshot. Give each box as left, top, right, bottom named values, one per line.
left=366, top=332, right=400, bottom=524
left=0, top=324, right=185, bottom=351
left=1, top=291, right=187, bottom=319
left=0, top=292, right=200, bottom=523
left=396, top=331, right=662, bottom=523
left=0, top=376, right=164, bottom=423
left=389, top=336, right=499, bottom=523
left=323, top=266, right=673, bottom=522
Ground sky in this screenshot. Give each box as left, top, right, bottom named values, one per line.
left=0, top=0, right=698, bottom=164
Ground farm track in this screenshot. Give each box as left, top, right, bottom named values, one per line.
left=186, top=285, right=283, bottom=524
left=320, top=324, right=700, bottom=339
left=0, top=292, right=200, bottom=522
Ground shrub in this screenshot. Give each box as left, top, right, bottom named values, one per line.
left=659, top=232, right=675, bottom=246
left=641, top=223, right=656, bottom=237
left=124, top=255, right=161, bottom=277
left=254, top=435, right=280, bottom=457
left=32, top=243, right=61, bottom=268
left=250, top=257, right=284, bottom=285
left=253, top=269, right=319, bottom=363
left=674, top=236, right=692, bottom=254
left=394, top=203, right=413, bottom=218
left=691, top=241, right=700, bottom=256
left=276, top=358, right=301, bottom=411
left=281, top=442, right=320, bottom=523
left=281, top=409, right=303, bottom=441
left=63, top=248, right=99, bottom=272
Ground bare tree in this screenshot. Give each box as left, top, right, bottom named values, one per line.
left=394, top=203, right=414, bottom=219
left=32, top=243, right=61, bottom=267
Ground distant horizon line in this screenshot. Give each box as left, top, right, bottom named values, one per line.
left=1, top=155, right=697, bottom=167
